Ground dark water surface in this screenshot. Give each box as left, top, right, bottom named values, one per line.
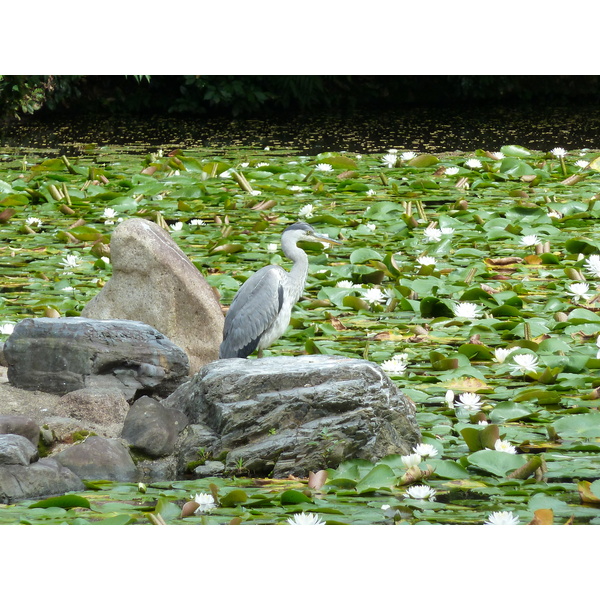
left=2, top=105, right=600, bottom=156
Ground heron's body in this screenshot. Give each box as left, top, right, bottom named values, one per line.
left=219, top=223, right=339, bottom=359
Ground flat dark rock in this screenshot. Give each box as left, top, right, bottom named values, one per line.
left=4, top=317, right=189, bottom=397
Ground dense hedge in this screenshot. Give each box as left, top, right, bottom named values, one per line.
left=2, top=75, right=600, bottom=124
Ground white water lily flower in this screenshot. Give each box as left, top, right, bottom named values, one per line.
left=0, top=323, right=15, bottom=335
left=445, top=166, right=459, bottom=175
left=440, top=227, right=455, bottom=235
left=520, top=234, right=541, bottom=246
left=465, top=158, right=482, bottom=169
left=103, top=208, right=117, bottom=222
left=596, top=335, right=600, bottom=359
left=548, top=210, right=563, bottom=219
left=576, top=160, right=589, bottom=169
left=403, top=485, right=436, bottom=501
left=567, top=282, right=592, bottom=302
left=494, top=439, right=517, bottom=454
left=382, top=353, right=408, bottom=374
left=250, top=190, right=262, bottom=196
left=493, top=346, right=521, bottom=363
left=256, top=162, right=269, bottom=168
left=510, top=353, right=539, bottom=375
left=60, top=254, right=81, bottom=270
left=267, top=243, right=278, bottom=253
left=453, top=302, right=483, bottom=320
left=423, top=227, right=442, bottom=242
left=445, top=390, right=455, bottom=408
left=315, top=163, right=332, bottom=172
left=584, top=255, right=600, bottom=277
left=365, top=223, right=377, bottom=231
left=456, top=392, right=482, bottom=412
left=417, top=256, right=437, bottom=266
left=289, top=185, right=303, bottom=192
left=491, top=152, right=505, bottom=159
left=401, top=453, right=422, bottom=468
left=366, top=189, right=376, bottom=196
left=413, top=443, right=438, bottom=459
left=362, top=287, right=386, bottom=305
left=381, top=153, right=398, bottom=168
left=26, top=217, right=42, bottom=228
left=336, top=280, right=354, bottom=288
left=485, top=511, right=520, bottom=525
left=551, top=147, right=567, bottom=157
left=193, top=492, right=216, bottom=514
left=298, top=204, right=314, bottom=218
left=401, top=151, right=417, bottom=161
left=170, top=222, right=183, bottom=231
left=190, top=219, right=206, bottom=226
left=287, top=512, right=325, bottom=525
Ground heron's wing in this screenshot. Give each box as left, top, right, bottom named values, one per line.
left=219, top=265, right=286, bottom=358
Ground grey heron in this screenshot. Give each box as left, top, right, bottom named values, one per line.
left=219, top=222, right=341, bottom=359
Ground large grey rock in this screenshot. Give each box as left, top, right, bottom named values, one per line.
left=164, top=355, right=421, bottom=478
left=0, top=414, right=40, bottom=446
left=0, top=433, right=38, bottom=466
left=81, top=217, right=224, bottom=374
left=0, top=458, right=84, bottom=503
left=53, top=436, right=138, bottom=482
left=121, top=396, right=188, bottom=458
left=4, top=317, right=189, bottom=398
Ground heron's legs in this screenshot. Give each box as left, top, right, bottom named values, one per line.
left=257, top=349, right=264, bottom=358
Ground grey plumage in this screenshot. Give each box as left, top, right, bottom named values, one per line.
left=219, top=222, right=340, bottom=359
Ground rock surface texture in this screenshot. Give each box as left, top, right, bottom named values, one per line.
left=164, top=355, right=421, bottom=478
left=54, top=436, right=138, bottom=482
left=0, top=420, right=84, bottom=503
left=4, top=317, right=189, bottom=398
left=81, top=217, right=224, bottom=373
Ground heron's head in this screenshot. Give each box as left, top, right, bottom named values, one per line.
left=283, top=222, right=341, bottom=247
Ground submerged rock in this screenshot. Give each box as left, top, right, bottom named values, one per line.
left=4, top=317, right=189, bottom=398
left=0, top=458, right=84, bottom=504
left=164, top=354, right=421, bottom=478
left=81, top=217, right=224, bottom=373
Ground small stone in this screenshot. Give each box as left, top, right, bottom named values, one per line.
left=194, top=460, right=225, bottom=477
left=121, top=396, right=188, bottom=458
left=0, top=414, right=40, bottom=446
left=0, top=433, right=38, bottom=466
left=81, top=218, right=224, bottom=373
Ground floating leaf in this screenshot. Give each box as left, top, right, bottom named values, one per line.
left=280, top=490, right=313, bottom=505
left=29, top=494, right=91, bottom=509
left=355, top=464, right=397, bottom=494
left=466, top=450, right=527, bottom=477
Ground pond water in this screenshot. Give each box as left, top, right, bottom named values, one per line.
left=2, top=104, right=600, bottom=156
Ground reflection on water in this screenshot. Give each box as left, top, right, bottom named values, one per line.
left=2, top=105, right=600, bottom=155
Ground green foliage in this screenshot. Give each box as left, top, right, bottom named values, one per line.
left=2, top=142, right=600, bottom=524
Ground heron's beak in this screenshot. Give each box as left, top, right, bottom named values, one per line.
left=310, top=233, right=342, bottom=247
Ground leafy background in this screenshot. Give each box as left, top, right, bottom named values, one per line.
left=2, top=141, right=600, bottom=524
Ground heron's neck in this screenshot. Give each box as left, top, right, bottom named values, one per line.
left=285, top=243, right=309, bottom=297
